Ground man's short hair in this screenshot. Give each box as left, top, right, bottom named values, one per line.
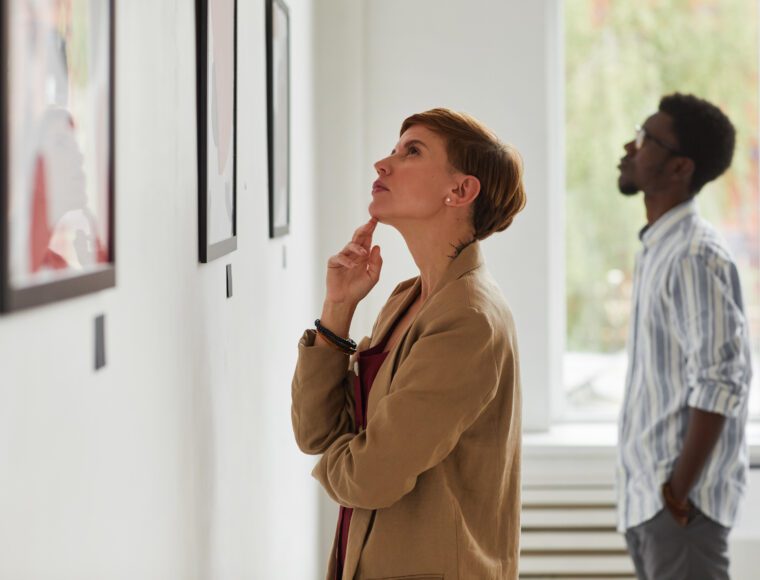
left=659, top=93, right=736, bottom=194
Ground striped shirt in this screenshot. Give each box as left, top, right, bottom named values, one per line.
left=617, top=199, right=752, bottom=531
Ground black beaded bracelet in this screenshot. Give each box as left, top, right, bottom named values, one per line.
left=314, top=319, right=357, bottom=354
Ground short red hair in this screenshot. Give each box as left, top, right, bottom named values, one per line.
left=400, top=108, right=526, bottom=240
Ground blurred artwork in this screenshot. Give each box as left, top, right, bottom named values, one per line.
left=3, top=0, right=114, bottom=310
left=207, top=0, right=235, bottom=245
left=267, top=0, right=289, bottom=238
left=198, top=0, right=236, bottom=262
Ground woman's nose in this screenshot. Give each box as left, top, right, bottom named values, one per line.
left=374, top=156, right=391, bottom=175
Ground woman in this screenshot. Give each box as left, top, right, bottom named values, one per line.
left=292, top=108, right=526, bottom=579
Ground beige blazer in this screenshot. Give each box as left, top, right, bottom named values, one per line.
left=292, top=243, right=522, bottom=579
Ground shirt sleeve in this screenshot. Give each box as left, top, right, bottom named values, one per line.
left=311, top=306, right=502, bottom=510
left=290, top=329, right=358, bottom=455
left=670, top=255, right=751, bottom=417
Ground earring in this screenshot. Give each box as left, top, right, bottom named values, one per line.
left=445, top=197, right=451, bottom=204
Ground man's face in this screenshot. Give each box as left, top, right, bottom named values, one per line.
left=618, top=112, right=681, bottom=196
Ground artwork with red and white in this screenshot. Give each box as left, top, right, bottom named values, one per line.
left=7, top=0, right=112, bottom=293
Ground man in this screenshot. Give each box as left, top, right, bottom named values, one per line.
left=616, top=93, right=752, bottom=580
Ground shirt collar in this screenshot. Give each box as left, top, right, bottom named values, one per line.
left=639, top=198, right=697, bottom=249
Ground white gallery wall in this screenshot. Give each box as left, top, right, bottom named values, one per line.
left=0, top=0, right=323, bottom=578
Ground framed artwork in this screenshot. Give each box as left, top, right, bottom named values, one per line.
left=266, top=0, right=290, bottom=238
left=0, top=0, right=115, bottom=313
left=197, top=0, right=237, bottom=262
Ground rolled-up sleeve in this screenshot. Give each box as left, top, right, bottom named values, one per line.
left=671, top=255, right=751, bottom=417
left=291, top=329, right=356, bottom=455
left=311, top=307, right=501, bottom=510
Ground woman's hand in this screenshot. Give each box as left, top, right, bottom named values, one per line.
left=317, top=219, right=382, bottom=343
left=325, top=218, right=383, bottom=307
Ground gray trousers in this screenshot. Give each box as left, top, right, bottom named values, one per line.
left=624, top=507, right=730, bottom=580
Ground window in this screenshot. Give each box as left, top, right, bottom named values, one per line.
left=563, top=0, right=760, bottom=421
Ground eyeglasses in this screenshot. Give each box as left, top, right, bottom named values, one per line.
left=635, top=125, right=682, bottom=155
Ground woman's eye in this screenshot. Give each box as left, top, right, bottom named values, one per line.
left=407, top=146, right=419, bottom=156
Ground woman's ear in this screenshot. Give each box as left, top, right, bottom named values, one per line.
left=449, top=175, right=480, bottom=207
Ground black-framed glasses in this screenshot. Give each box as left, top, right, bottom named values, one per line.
left=635, top=125, right=682, bottom=155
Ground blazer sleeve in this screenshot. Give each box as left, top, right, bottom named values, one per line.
left=311, top=306, right=501, bottom=509
left=291, top=329, right=358, bottom=455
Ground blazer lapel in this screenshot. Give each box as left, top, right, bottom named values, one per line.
left=367, top=241, right=483, bottom=351
left=365, top=243, right=485, bottom=416
left=368, top=278, right=421, bottom=349
left=368, top=242, right=483, bottom=350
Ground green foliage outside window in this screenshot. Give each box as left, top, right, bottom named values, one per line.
left=565, top=0, right=759, bottom=355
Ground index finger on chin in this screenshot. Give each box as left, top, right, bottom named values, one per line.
left=352, top=218, right=378, bottom=246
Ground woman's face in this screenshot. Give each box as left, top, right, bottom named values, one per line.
left=369, top=125, right=458, bottom=226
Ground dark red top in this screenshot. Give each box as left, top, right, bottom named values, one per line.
left=335, top=338, right=391, bottom=579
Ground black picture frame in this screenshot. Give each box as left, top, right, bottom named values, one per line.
left=197, top=0, right=238, bottom=262
left=0, top=0, right=116, bottom=313
left=266, top=0, right=290, bottom=238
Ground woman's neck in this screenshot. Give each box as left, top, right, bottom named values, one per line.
left=400, top=224, right=475, bottom=302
